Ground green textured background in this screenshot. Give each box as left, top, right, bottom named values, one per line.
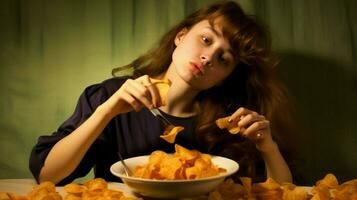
left=0, top=0, right=356, bottom=185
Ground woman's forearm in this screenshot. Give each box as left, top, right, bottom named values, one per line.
left=261, top=142, right=293, bottom=184
left=38, top=104, right=114, bottom=184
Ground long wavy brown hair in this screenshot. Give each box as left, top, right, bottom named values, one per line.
left=112, top=1, right=298, bottom=183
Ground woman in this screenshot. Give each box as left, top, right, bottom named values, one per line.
left=30, top=1, right=297, bottom=185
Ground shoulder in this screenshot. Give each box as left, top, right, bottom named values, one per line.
left=83, top=76, right=132, bottom=97
left=77, top=76, right=132, bottom=108
left=99, top=76, right=132, bottom=95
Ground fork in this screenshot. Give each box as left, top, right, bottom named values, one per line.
left=150, top=108, right=174, bottom=127
left=117, top=151, right=133, bottom=177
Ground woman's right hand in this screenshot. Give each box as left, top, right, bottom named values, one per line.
left=39, top=76, right=160, bottom=184
left=102, top=75, right=161, bottom=117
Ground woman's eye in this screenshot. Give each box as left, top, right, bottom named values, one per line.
left=219, top=55, right=227, bottom=63
left=202, top=36, right=211, bottom=44
left=219, top=55, right=232, bottom=66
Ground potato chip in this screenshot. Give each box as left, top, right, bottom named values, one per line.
left=8, top=193, right=28, bottom=200
left=175, top=144, right=199, bottom=164
left=175, top=165, right=187, bottom=179
left=1, top=178, right=141, bottom=200
left=215, top=116, right=240, bottom=134
left=27, top=188, right=62, bottom=200
left=207, top=178, right=250, bottom=200
left=160, top=125, right=184, bottom=143
left=64, top=183, right=84, bottom=194
left=133, top=165, right=151, bottom=179
left=254, top=189, right=284, bottom=200
left=315, top=173, right=339, bottom=189
left=134, top=144, right=225, bottom=180
left=149, top=78, right=171, bottom=107
left=31, top=181, right=56, bottom=193
left=84, top=178, right=107, bottom=192
left=133, top=151, right=168, bottom=180
left=64, top=194, right=81, bottom=200
left=282, top=184, right=309, bottom=200
left=341, top=179, right=357, bottom=186
left=102, top=189, right=123, bottom=199
left=27, top=181, right=61, bottom=200
left=158, top=156, right=182, bottom=180
left=240, top=177, right=252, bottom=192
left=205, top=173, right=357, bottom=200
left=81, top=190, right=100, bottom=200
left=185, top=165, right=201, bottom=179
left=311, top=189, right=330, bottom=200
left=311, top=173, right=338, bottom=199
left=331, top=186, right=355, bottom=200
left=207, top=190, right=223, bottom=200
left=148, top=150, right=168, bottom=168
left=149, top=78, right=184, bottom=144
left=253, top=178, right=281, bottom=191
left=0, top=193, right=10, bottom=200
left=252, top=178, right=283, bottom=200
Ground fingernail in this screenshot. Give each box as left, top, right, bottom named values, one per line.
left=228, top=118, right=232, bottom=123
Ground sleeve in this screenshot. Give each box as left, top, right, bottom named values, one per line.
left=29, top=82, right=110, bottom=185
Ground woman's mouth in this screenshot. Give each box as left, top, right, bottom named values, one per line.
left=189, top=62, right=204, bottom=75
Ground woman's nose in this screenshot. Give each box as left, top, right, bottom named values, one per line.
left=200, top=55, right=212, bottom=66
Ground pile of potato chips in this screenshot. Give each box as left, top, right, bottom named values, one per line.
left=63, top=178, right=140, bottom=200
left=202, top=173, right=357, bottom=200
left=134, top=144, right=226, bottom=180
left=0, top=178, right=141, bottom=200
left=1, top=181, right=61, bottom=200
left=1, top=172, right=356, bottom=200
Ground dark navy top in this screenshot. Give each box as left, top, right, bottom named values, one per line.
left=29, top=76, right=199, bottom=185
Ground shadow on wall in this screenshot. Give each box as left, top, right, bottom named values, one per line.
left=277, top=51, right=357, bottom=185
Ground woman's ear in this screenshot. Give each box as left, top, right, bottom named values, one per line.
left=174, top=28, right=188, bottom=46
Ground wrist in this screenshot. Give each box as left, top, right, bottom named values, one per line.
left=96, top=103, right=117, bottom=120
left=259, top=141, right=279, bottom=155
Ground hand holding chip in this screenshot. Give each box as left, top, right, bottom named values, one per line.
left=216, top=107, right=276, bottom=153
left=104, top=75, right=170, bottom=116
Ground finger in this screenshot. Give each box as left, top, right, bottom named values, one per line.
left=241, top=120, right=270, bottom=138
left=238, top=113, right=265, bottom=128
left=229, top=107, right=255, bottom=122
left=125, top=79, right=153, bottom=109
left=120, top=92, right=144, bottom=111
left=146, top=84, right=160, bottom=108
left=136, top=74, right=151, bottom=86
left=136, top=75, right=161, bottom=108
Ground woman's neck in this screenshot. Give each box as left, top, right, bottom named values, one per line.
left=156, top=72, right=200, bottom=118
left=162, top=84, right=199, bottom=117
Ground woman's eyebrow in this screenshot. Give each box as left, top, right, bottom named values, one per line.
left=204, top=26, right=221, bottom=37
left=204, top=26, right=235, bottom=59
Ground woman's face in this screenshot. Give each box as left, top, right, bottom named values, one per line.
left=170, top=19, right=237, bottom=90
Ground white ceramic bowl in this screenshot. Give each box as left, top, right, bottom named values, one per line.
left=110, top=155, right=239, bottom=199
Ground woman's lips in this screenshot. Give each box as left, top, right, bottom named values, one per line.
left=189, top=62, right=204, bottom=75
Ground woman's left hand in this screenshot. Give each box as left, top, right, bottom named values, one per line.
left=229, top=107, right=276, bottom=153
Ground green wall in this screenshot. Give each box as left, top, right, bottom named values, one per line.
left=1, top=0, right=356, bottom=185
